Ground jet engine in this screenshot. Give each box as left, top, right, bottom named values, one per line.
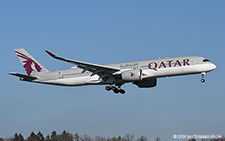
left=133, top=78, right=157, bottom=88
left=121, top=69, right=142, bottom=81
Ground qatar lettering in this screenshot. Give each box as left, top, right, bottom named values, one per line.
left=148, top=59, right=190, bottom=71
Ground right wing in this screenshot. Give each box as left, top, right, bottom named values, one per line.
left=45, top=50, right=121, bottom=76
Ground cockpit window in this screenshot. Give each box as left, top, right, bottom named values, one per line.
left=203, top=59, right=210, bottom=62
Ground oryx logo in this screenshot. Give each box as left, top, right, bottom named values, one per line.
left=130, top=72, right=135, bottom=77
left=15, top=51, right=42, bottom=75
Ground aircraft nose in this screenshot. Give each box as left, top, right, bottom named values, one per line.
left=210, top=63, right=217, bottom=70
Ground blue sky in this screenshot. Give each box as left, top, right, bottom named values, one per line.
left=0, top=0, right=225, bottom=140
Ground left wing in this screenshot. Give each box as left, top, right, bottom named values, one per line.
left=45, top=50, right=120, bottom=76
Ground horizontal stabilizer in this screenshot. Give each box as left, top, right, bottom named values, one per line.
left=8, top=73, right=38, bottom=80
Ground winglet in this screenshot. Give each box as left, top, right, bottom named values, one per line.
left=45, top=50, right=56, bottom=57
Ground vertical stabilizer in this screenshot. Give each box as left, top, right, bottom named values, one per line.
left=14, top=48, right=48, bottom=75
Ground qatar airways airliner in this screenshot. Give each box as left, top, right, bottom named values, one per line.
left=9, top=48, right=216, bottom=94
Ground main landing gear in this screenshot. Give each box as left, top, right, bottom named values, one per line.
left=201, top=72, right=206, bottom=83
left=105, top=85, right=125, bottom=94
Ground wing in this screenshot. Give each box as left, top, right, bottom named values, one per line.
left=45, top=50, right=120, bottom=76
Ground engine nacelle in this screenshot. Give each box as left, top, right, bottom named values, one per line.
left=121, top=69, right=142, bottom=82
left=133, top=78, right=157, bottom=88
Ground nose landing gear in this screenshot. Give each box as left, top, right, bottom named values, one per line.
left=201, top=78, right=205, bottom=83
left=201, top=72, right=206, bottom=83
left=105, top=85, right=125, bottom=94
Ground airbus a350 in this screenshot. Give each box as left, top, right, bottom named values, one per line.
left=9, top=49, right=216, bottom=94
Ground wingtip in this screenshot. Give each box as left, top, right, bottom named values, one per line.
left=45, top=50, right=55, bottom=57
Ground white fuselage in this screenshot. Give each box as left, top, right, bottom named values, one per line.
left=29, top=56, right=216, bottom=86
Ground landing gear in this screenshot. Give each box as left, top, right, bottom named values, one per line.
left=111, top=86, right=119, bottom=94
left=105, top=85, right=125, bottom=94
left=119, top=89, right=125, bottom=94
left=105, top=86, right=111, bottom=91
left=201, top=72, right=206, bottom=83
left=201, top=79, right=205, bottom=83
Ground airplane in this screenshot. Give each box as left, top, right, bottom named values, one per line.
left=9, top=48, right=216, bottom=94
